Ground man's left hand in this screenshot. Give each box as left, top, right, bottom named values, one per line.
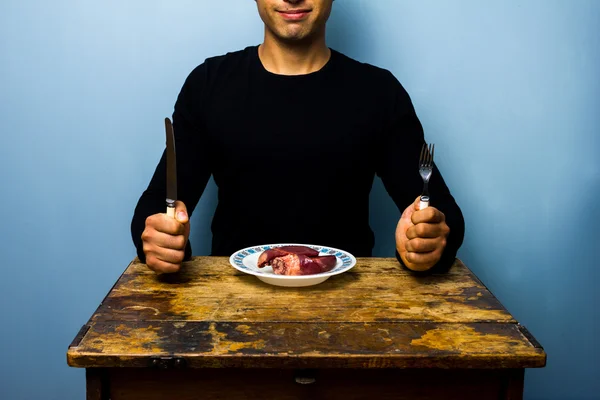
left=395, top=196, right=450, bottom=272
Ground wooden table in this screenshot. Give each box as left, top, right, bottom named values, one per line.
left=67, top=257, right=546, bottom=399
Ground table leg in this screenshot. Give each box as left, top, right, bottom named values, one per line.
left=501, top=369, right=525, bottom=400
left=86, top=368, right=110, bottom=400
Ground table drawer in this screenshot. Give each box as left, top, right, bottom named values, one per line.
left=102, top=368, right=523, bottom=400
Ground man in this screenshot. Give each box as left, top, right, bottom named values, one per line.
left=131, top=0, right=464, bottom=274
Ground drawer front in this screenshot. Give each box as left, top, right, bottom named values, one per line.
left=104, top=368, right=522, bottom=400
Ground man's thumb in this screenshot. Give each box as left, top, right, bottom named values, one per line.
left=412, top=196, right=421, bottom=211
left=175, top=201, right=189, bottom=223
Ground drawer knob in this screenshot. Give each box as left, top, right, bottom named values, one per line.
left=295, top=376, right=316, bottom=385
left=294, top=369, right=317, bottom=385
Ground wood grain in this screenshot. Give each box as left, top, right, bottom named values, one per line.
left=69, top=320, right=544, bottom=369
left=67, top=256, right=545, bottom=370
left=91, top=257, right=514, bottom=324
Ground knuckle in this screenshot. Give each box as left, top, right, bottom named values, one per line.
left=406, top=252, right=418, bottom=264
left=175, top=236, right=187, bottom=249
left=145, top=256, right=158, bottom=271
left=145, top=214, right=159, bottom=227
left=172, top=221, right=184, bottom=236
left=162, top=261, right=181, bottom=273
left=156, top=264, right=170, bottom=273
left=143, top=240, right=157, bottom=254
left=412, top=238, right=423, bottom=251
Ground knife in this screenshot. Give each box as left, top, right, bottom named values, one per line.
left=165, top=117, right=177, bottom=218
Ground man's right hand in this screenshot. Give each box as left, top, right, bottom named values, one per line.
left=141, top=201, right=190, bottom=273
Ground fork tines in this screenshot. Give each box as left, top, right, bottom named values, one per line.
left=419, top=143, right=435, bottom=167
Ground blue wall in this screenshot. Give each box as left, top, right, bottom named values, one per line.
left=1, top=1, right=598, bottom=398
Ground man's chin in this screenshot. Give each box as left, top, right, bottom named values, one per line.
left=277, top=31, right=315, bottom=44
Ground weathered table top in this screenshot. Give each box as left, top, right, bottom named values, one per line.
left=67, top=257, right=546, bottom=370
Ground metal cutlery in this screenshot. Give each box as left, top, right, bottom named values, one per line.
left=165, top=117, right=177, bottom=218
left=418, top=142, right=434, bottom=210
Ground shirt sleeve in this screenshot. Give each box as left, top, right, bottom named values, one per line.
left=375, top=73, right=465, bottom=274
left=131, top=64, right=212, bottom=263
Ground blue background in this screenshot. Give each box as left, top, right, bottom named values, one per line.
left=1, top=1, right=598, bottom=398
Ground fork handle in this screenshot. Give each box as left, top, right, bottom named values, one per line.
left=419, top=195, right=430, bottom=210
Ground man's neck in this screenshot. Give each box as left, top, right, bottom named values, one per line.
left=258, top=32, right=331, bottom=76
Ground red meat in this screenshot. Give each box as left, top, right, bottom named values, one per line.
left=271, top=254, right=337, bottom=276
left=257, top=245, right=319, bottom=268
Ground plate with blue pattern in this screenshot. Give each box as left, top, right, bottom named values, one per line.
left=229, top=243, right=357, bottom=287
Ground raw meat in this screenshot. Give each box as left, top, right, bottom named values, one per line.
left=256, top=245, right=337, bottom=276
left=257, top=245, right=319, bottom=268
left=271, top=254, right=337, bottom=276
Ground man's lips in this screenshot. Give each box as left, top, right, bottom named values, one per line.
left=277, top=9, right=311, bottom=20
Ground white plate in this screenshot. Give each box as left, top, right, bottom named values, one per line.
left=229, top=243, right=357, bottom=287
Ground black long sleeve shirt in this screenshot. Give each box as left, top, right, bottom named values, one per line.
left=131, top=46, right=464, bottom=272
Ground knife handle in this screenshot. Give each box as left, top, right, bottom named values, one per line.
left=167, top=207, right=175, bottom=218
left=167, top=200, right=175, bottom=218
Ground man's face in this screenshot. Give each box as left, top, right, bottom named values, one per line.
left=256, top=0, right=334, bottom=42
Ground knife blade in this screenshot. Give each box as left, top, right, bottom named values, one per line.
left=165, top=117, right=177, bottom=218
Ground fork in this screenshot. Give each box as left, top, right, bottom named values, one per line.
left=418, top=142, right=435, bottom=210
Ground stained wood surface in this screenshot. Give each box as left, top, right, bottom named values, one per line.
left=68, top=257, right=546, bottom=369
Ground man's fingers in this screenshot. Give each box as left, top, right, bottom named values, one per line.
left=142, top=240, right=186, bottom=260
left=143, top=241, right=185, bottom=273
left=151, top=232, right=187, bottom=250
left=406, top=222, right=449, bottom=240
left=398, top=201, right=448, bottom=271
left=142, top=222, right=187, bottom=250
left=175, top=201, right=189, bottom=224
left=411, top=207, right=445, bottom=225
left=405, top=237, right=444, bottom=253
left=146, top=214, right=186, bottom=235
left=145, top=255, right=181, bottom=274
left=142, top=207, right=190, bottom=274
left=412, top=196, right=421, bottom=209
left=155, top=247, right=186, bottom=264
left=404, top=247, right=443, bottom=266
